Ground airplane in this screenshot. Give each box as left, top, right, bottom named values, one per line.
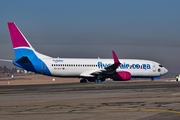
left=0, top=22, right=168, bottom=83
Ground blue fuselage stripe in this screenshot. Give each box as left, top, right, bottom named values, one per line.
left=13, top=48, right=51, bottom=76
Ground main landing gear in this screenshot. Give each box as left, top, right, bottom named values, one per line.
left=80, top=78, right=87, bottom=83
left=96, top=76, right=105, bottom=83
left=79, top=76, right=105, bottom=83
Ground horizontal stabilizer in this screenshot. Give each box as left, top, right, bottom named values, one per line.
left=0, top=59, right=13, bottom=62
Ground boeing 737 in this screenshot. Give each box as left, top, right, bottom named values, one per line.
left=0, top=22, right=168, bottom=83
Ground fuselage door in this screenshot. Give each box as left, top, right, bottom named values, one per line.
left=152, top=64, right=156, bottom=72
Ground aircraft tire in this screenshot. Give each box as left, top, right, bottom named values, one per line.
left=80, top=78, right=87, bottom=83
left=97, top=79, right=102, bottom=83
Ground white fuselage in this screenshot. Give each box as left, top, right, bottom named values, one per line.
left=41, top=58, right=167, bottom=78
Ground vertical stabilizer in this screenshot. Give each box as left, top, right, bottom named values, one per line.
left=7, top=22, right=51, bottom=74
left=7, top=22, right=50, bottom=60
left=7, top=22, right=36, bottom=59
left=7, top=22, right=34, bottom=50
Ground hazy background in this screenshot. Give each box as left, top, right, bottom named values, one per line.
left=0, top=0, right=180, bottom=77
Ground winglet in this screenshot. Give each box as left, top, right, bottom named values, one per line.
left=112, top=50, right=120, bottom=63
left=112, top=50, right=121, bottom=68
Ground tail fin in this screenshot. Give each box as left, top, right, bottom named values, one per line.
left=7, top=22, right=51, bottom=74
left=7, top=22, right=34, bottom=50
left=7, top=22, right=36, bottom=59
left=7, top=22, right=51, bottom=61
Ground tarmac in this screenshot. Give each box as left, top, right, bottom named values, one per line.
left=0, top=75, right=180, bottom=120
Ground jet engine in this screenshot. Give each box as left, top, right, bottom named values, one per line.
left=112, top=71, right=131, bottom=81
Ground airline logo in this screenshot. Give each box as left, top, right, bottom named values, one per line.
left=53, top=59, right=63, bottom=63
left=98, top=62, right=151, bottom=70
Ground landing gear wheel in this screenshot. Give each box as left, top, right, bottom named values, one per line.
left=80, top=78, right=87, bottom=83
left=97, top=79, right=102, bottom=83
left=96, top=76, right=103, bottom=83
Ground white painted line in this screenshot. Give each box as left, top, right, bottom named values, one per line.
left=172, top=93, right=180, bottom=96
left=166, top=80, right=177, bottom=82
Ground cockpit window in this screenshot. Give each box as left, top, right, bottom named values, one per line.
left=159, top=65, right=163, bottom=67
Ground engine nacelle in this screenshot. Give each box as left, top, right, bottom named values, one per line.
left=112, top=71, right=131, bottom=81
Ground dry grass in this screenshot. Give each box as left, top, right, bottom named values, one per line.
left=0, top=74, right=79, bottom=85
left=0, top=74, right=173, bottom=86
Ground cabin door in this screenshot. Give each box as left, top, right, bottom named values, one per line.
left=152, top=64, right=156, bottom=72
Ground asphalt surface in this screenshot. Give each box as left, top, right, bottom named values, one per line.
left=0, top=81, right=180, bottom=120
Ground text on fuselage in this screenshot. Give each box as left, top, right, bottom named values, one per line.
left=98, top=62, right=151, bottom=70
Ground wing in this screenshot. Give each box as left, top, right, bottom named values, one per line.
left=91, top=50, right=120, bottom=75
left=80, top=51, right=121, bottom=77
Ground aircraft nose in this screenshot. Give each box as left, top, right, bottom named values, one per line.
left=164, top=68, right=168, bottom=74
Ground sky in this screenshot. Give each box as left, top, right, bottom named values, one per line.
left=0, top=0, right=180, bottom=77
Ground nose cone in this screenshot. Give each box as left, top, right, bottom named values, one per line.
left=164, top=68, right=168, bottom=74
